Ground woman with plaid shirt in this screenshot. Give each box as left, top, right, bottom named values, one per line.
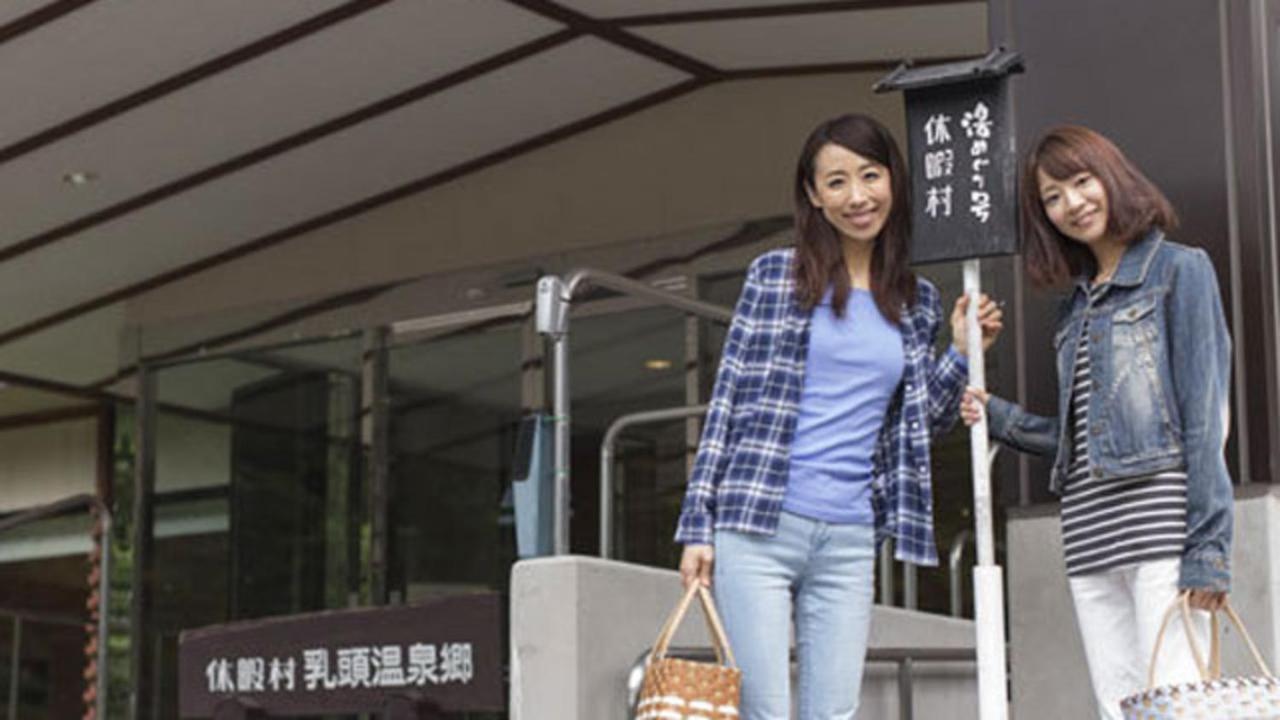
left=675, top=114, right=1002, bottom=719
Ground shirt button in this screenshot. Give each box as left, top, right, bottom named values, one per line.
left=910, top=421, right=919, bottom=430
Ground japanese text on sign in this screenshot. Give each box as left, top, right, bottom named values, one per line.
left=204, top=642, right=475, bottom=695
left=921, top=100, right=995, bottom=224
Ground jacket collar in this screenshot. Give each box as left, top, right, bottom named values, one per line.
left=1074, top=227, right=1164, bottom=293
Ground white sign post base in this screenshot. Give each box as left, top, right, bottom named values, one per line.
left=964, top=259, right=1009, bottom=720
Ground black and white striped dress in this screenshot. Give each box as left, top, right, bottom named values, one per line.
left=1061, top=284, right=1188, bottom=577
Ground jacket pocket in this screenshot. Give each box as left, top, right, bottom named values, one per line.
left=1104, top=295, right=1177, bottom=462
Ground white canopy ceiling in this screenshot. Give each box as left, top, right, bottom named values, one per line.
left=0, top=0, right=985, bottom=414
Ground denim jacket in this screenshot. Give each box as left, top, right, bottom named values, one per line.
left=986, top=229, right=1233, bottom=591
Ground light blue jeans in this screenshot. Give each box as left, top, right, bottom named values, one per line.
left=714, top=512, right=876, bottom=719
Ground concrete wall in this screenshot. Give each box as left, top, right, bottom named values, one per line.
left=1007, top=486, right=1280, bottom=718
left=511, top=555, right=978, bottom=719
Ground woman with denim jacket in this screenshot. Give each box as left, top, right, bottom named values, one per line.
left=961, top=125, right=1233, bottom=719
left=673, top=114, right=1002, bottom=719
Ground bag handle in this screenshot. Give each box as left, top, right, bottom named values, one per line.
left=1146, top=592, right=1273, bottom=688
left=651, top=582, right=738, bottom=668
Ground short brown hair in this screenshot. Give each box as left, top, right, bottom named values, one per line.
left=1020, top=125, right=1178, bottom=287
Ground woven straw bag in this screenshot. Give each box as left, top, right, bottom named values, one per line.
left=1121, top=593, right=1280, bottom=719
left=634, top=582, right=741, bottom=720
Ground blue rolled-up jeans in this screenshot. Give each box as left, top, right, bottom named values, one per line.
left=713, top=511, right=876, bottom=719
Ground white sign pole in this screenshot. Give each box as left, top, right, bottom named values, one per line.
left=964, top=258, right=1008, bottom=720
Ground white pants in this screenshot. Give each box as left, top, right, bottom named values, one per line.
left=1068, top=558, right=1211, bottom=720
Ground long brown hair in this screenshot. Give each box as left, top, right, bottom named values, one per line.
left=793, top=114, right=916, bottom=323
left=1020, top=125, right=1178, bottom=287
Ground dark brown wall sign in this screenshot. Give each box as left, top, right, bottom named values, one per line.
left=178, top=594, right=503, bottom=718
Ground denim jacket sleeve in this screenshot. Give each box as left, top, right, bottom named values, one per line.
left=675, top=259, right=762, bottom=546
left=984, top=395, right=1060, bottom=458
left=1168, top=249, right=1234, bottom=592
left=923, top=288, right=970, bottom=438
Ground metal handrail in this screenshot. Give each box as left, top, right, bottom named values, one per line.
left=949, top=445, right=1003, bottom=617
left=628, top=645, right=979, bottom=719
left=950, top=530, right=974, bottom=618
left=600, top=404, right=708, bottom=559
left=0, top=493, right=111, bottom=720
left=536, top=268, right=733, bottom=554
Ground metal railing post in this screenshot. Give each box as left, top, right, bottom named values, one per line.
left=898, top=656, right=914, bottom=720
left=536, top=269, right=732, bottom=556
left=600, top=405, right=708, bottom=559
left=950, top=530, right=974, bottom=618
left=879, top=540, right=896, bottom=606
left=8, top=615, right=19, bottom=720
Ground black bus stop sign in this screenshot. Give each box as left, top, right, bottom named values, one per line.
left=876, top=48, right=1025, bottom=265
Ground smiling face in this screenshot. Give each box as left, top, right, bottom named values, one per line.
left=806, top=143, right=893, bottom=245
left=1036, top=167, right=1111, bottom=246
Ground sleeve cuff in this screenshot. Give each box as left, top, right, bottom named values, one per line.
left=674, top=511, right=714, bottom=546
left=1178, top=552, right=1231, bottom=593
left=985, top=394, right=1018, bottom=443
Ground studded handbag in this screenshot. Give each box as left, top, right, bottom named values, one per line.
left=634, top=582, right=741, bottom=720
left=1121, top=593, right=1280, bottom=719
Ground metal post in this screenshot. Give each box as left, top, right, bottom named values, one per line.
left=131, top=365, right=157, bottom=720
left=362, top=328, right=390, bottom=604
left=964, top=259, right=1009, bottom=720
left=903, top=563, right=918, bottom=610
left=897, top=656, right=914, bottom=720
left=8, top=615, right=19, bottom=720
left=949, top=530, right=973, bottom=618
left=536, top=270, right=732, bottom=557
left=599, top=405, right=708, bottom=558
left=97, top=506, right=112, bottom=720
left=551, top=334, right=571, bottom=556
left=536, top=275, right=572, bottom=557
left=878, top=541, right=895, bottom=606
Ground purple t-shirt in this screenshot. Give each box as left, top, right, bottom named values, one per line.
left=782, top=288, right=905, bottom=525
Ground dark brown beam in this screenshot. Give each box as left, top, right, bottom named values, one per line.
left=0, top=404, right=99, bottom=432
left=720, top=55, right=974, bottom=80
left=0, top=0, right=101, bottom=44
left=0, top=30, right=577, bottom=267
left=0, top=369, right=117, bottom=403
left=0, top=77, right=710, bottom=348
left=613, top=0, right=975, bottom=26
left=505, top=0, right=720, bottom=78
left=0, top=0, right=392, bottom=168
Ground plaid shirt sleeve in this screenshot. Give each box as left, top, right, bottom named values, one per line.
left=675, top=258, right=763, bottom=546
left=921, top=285, right=969, bottom=438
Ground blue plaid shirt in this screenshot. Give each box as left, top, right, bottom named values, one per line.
left=675, top=248, right=968, bottom=566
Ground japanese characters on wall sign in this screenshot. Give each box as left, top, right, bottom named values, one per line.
left=179, top=595, right=502, bottom=717
left=202, top=641, right=476, bottom=695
